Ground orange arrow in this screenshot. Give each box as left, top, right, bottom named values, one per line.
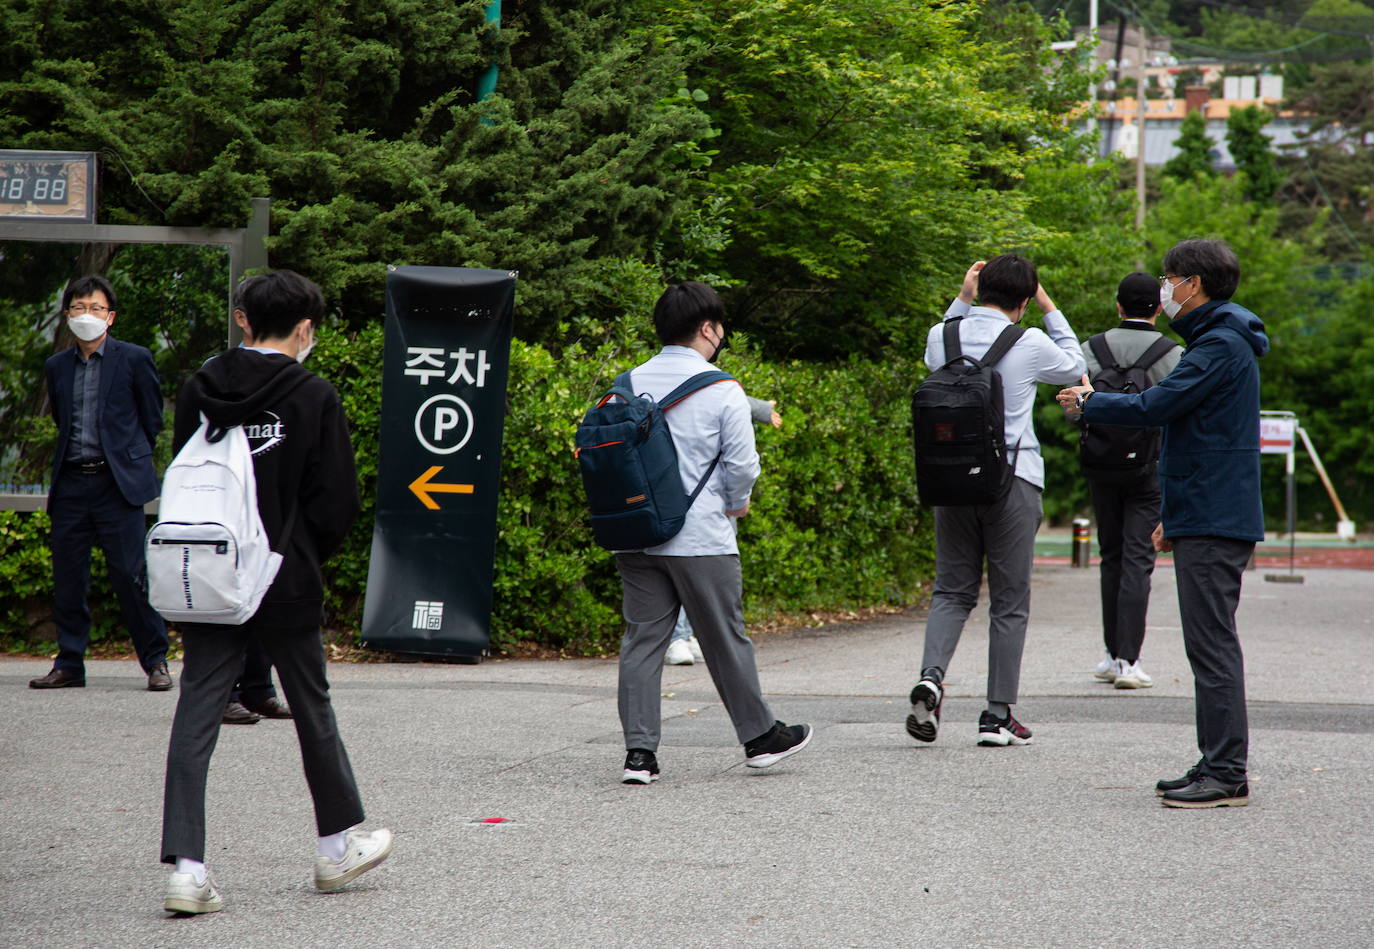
left=408, top=465, right=474, bottom=510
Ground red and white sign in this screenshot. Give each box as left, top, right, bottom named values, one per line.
left=1260, top=416, right=1296, bottom=454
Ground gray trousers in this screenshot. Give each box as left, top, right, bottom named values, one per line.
left=1089, top=471, right=1161, bottom=664
left=615, top=553, right=775, bottom=751
left=1172, top=536, right=1252, bottom=783
left=160, top=618, right=364, bottom=864
left=921, top=477, right=1042, bottom=705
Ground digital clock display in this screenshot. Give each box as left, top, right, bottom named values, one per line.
left=0, top=150, right=96, bottom=222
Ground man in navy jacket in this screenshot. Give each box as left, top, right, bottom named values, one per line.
left=30, top=275, right=171, bottom=691
left=1059, top=239, right=1267, bottom=808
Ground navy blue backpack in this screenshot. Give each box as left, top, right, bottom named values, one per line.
left=576, top=369, right=734, bottom=550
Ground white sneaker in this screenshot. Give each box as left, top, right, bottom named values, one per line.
left=164, top=870, right=223, bottom=914
left=686, top=635, right=704, bottom=663
left=1093, top=651, right=1117, bottom=682
left=315, top=828, right=394, bottom=892
left=1114, top=660, right=1154, bottom=689
left=664, top=639, right=695, bottom=665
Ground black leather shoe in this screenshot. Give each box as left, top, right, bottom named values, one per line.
left=1161, top=775, right=1249, bottom=808
left=29, top=668, right=85, bottom=689
left=222, top=701, right=262, bottom=725
left=243, top=697, right=292, bottom=719
left=147, top=662, right=173, bottom=692
left=1155, top=763, right=1203, bottom=796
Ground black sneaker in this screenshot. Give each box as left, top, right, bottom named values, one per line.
left=621, top=749, right=660, bottom=785
left=744, top=721, right=813, bottom=768
left=1155, top=763, right=1204, bottom=797
left=976, top=709, right=1033, bottom=746
left=905, top=678, right=943, bottom=743
left=1161, top=775, right=1249, bottom=808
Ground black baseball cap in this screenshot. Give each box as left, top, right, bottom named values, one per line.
left=1117, top=272, right=1160, bottom=318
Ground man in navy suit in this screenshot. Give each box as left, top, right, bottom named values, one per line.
left=29, top=275, right=172, bottom=691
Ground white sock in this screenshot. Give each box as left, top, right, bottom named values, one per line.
left=318, top=830, right=348, bottom=861
left=174, top=857, right=207, bottom=884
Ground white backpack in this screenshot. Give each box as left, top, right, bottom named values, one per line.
left=145, top=415, right=284, bottom=624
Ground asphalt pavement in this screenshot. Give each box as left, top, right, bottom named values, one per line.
left=2, top=561, right=1371, bottom=948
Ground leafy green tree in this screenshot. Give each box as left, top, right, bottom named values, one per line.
left=1279, top=62, right=1374, bottom=260
left=1226, top=105, right=1282, bottom=202
left=648, top=0, right=1095, bottom=359
left=1162, top=110, right=1217, bottom=181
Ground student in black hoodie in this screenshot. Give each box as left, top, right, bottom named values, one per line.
left=159, top=271, right=391, bottom=915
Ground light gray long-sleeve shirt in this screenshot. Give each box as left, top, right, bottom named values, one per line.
left=628, top=345, right=760, bottom=556
left=925, top=299, right=1086, bottom=490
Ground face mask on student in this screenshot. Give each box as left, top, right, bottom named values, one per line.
left=1159, top=277, right=1196, bottom=320
left=67, top=314, right=109, bottom=342
left=295, top=324, right=315, bottom=364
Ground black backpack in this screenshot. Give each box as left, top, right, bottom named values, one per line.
left=575, top=369, right=734, bottom=550
left=1078, top=333, right=1178, bottom=481
left=912, top=318, right=1026, bottom=506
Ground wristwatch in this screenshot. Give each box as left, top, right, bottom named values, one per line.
left=1075, top=390, right=1093, bottom=411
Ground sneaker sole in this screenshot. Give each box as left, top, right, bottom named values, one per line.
left=905, top=683, right=941, bottom=743
left=745, top=725, right=814, bottom=768
left=1114, top=677, right=1153, bottom=689
left=621, top=770, right=659, bottom=784
left=977, top=729, right=1033, bottom=747
left=164, top=896, right=222, bottom=914
left=1160, top=795, right=1249, bottom=808
left=315, top=838, right=394, bottom=892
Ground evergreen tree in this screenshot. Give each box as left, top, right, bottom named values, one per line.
left=1226, top=105, right=1282, bottom=202
left=1162, top=109, right=1218, bottom=181
left=0, top=1, right=712, bottom=340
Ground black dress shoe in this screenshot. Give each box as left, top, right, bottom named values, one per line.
left=147, top=662, right=174, bottom=692
left=243, top=697, right=292, bottom=719
left=30, top=668, right=86, bottom=689
left=222, top=701, right=262, bottom=725
left=1161, top=775, right=1249, bottom=808
left=1155, top=764, right=1203, bottom=796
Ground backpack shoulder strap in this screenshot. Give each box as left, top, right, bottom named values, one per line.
left=979, top=323, right=1027, bottom=368
left=1087, top=333, right=1119, bottom=372
left=660, top=370, right=736, bottom=410
left=594, top=371, right=637, bottom=407
left=942, top=317, right=963, bottom=361
left=1130, top=335, right=1180, bottom=371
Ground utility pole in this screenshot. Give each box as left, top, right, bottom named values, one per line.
left=1136, top=23, right=1148, bottom=233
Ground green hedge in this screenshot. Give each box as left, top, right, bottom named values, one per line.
left=313, top=324, right=934, bottom=655
left=2, top=327, right=934, bottom=656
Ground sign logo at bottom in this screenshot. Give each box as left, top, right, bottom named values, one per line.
left=412, top=601, right=444, bottom=631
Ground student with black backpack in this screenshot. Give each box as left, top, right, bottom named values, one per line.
left=1077, top=273, right=1180, bottom=691
left=906, top=256, right=1085, bottom=748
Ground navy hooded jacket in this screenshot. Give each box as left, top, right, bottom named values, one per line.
left=1082, top=298, right=1269, bottom=542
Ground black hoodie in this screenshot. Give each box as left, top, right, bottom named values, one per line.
left=173, top=348, right=361, bottom=628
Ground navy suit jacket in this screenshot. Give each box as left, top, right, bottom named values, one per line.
left=45, top=336, right=164, bottom=507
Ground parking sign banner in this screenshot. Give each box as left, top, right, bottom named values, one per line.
left=361, top=266, right=516, bottom=658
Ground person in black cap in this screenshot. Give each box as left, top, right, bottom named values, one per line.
left=1076, top=273, right=1181, bottom=689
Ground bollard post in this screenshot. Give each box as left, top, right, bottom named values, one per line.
left=1072, top=518, right=1092, bottom=568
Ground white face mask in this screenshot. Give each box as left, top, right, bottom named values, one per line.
left=295, top=325, right=315, bottom=363
left=68, top=314, right=110, bottom=342
left=1159, top=277, right=1196, bottom=320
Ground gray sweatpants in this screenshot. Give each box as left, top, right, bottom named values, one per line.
left=615, top=553, right=775, bottom=751
left=920, top=476, right=1043, bottom=705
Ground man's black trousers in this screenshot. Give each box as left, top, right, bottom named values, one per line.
left=1089, top=471, right=1160, bottom=664
left=1172, top=535, right=1252, bottom=783
left=160, top=618, right=364, bottom=863
left=48, top=466, right=168, bottom=673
